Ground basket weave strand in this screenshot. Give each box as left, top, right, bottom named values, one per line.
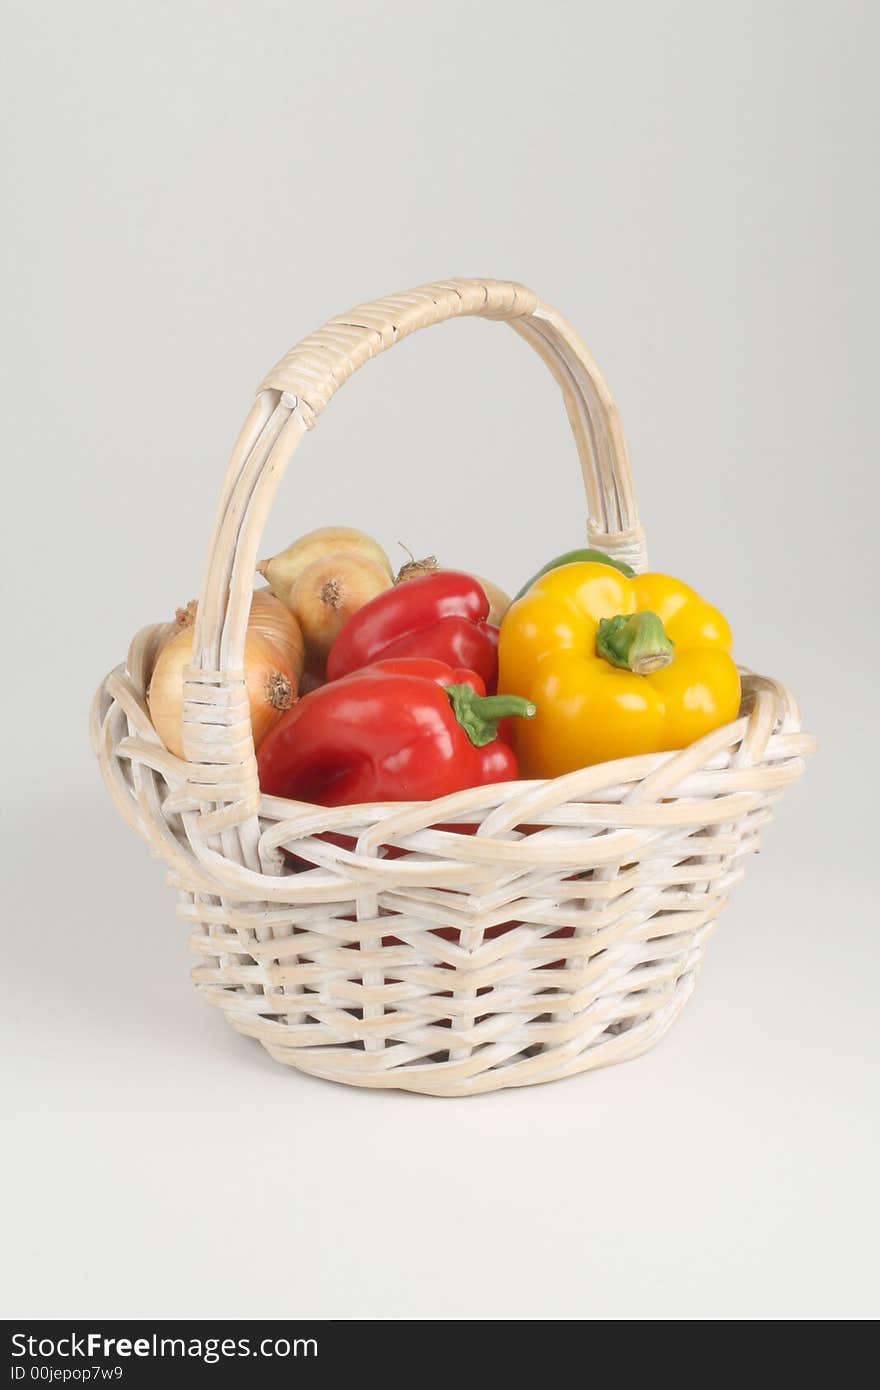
left=91, top=278, right=812, bottom=1096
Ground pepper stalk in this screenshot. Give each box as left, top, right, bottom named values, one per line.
left=596, top=611, right=675, bottom=674
left=446, top=685, right=536, bottom=747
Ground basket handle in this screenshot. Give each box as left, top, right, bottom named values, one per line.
left=185, top=278, right=646, bottom=835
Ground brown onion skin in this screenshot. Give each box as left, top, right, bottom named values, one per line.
left=288, top=551, right=393, bottom=661
left=249, top=588, right=306, bottom=680
left=148, top=626, right=296, bottom=759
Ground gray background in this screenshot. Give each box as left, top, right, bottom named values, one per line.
left=2, top=0, right=877, bottom=1320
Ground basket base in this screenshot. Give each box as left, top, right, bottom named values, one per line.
left=225, top=968, right=698, bottom=1098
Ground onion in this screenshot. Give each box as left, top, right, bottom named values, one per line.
left=258, top=527, right=392, bottom=603
left=249, top=588, right=305, bottom=679
left=148, top=626, right=296, bottom=759
left=155, top=591, right=304, bottom=680
left=288, top=551, right=392, bottom=660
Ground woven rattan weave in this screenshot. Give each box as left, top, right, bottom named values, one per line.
left=91, top=278, right=812, bottom=1096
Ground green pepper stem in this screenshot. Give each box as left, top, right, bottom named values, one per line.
left=446, top=685, right=536, bottom=748
left=596, top=611, right=674, bottom=674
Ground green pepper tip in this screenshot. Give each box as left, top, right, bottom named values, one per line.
left=515, top=547, right=635, bottom=600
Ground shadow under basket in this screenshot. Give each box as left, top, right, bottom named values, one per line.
left=91, top=277, right=813, bottom=1097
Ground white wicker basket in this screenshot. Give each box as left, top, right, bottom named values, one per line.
left=91, top=277, right=813, bottom=1096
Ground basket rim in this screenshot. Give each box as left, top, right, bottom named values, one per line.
left=97, top=634, right=811, bottom=812
left=93, top=649, right=814, bottom=898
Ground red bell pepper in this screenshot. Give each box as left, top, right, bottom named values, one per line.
left=325, top=571, right=500, bottom=690
left=257, top=657, right=535, bottom=806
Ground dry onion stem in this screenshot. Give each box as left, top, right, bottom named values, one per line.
left=395, top=544, right=439, bottom=583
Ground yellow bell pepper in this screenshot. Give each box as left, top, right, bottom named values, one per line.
left=498, top=562, right=741, bottom=777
